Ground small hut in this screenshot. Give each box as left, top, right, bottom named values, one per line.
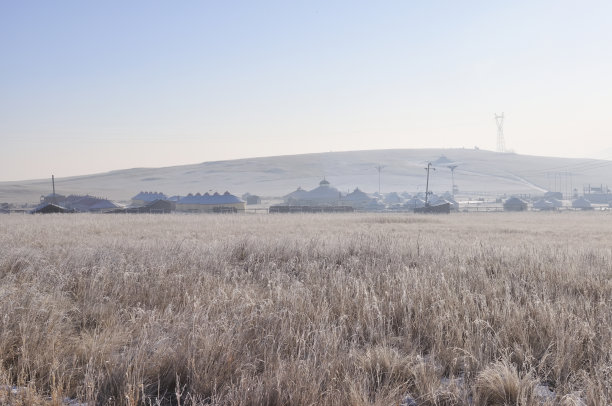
left=533, top=199, right=556, bottom=211
left=342, top=188, right=373, bottom=209
left=544, top=191, right=563, bottom=200
left=404, top=197, right=426, bottom=209
left=131, top=191, right=168, bottom=207
left=414, top=202, right=451, bottom=214
left=431, top=197, right=459, bottom=211
left=503, top=197, right=528, bottom=212
left=383, top=192, right=403, bottom=204
left=283, top=187, right=309, bottom=205
left=142, top=199, right=175, bottom=213
left=176, top=191, right=245, bottom=213
left=246, top=195, right=262, bottom=205
left=30, top=203, right=69, bottom=214
left=572, top=197, right=593, bottom=210
left=365, top=199, right=386, bottom=211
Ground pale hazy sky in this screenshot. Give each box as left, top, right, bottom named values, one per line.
left=1, top=1, right=611, bottom=181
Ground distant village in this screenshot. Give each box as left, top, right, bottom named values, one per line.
left=2, top=174, right=610, bottom=215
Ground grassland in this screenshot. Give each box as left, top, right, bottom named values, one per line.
left=0, top=212, right=610, bottom=405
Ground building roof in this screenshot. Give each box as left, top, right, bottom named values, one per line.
left=404, top=197, right=426, bottom=208
left=89, top=199, right=122, bottom=210
left=503, top=197, right=528, bottom=210
left=384, top=192, right=403, bottom=203
left=144, top=199, right=175, bottom=210
left=30, top=203, right=69, bottom=214
left=54, top=195, right=121, bottom=212
left=429, top=196, right=458, bottom=209
left=343, top=188, right=371, bottom=201
left=284, top=187, right=309, bottom=200
left=177, top=191, right=243, bottom=205
left=366, top=199, right=386, bottom=209
left=504, top=197, right=527, bottom=205
left=284, top=179, right=344, bottom=203
left=306, top=184, right=341, bottom=200
left=572, top=197, right=592, bottom=208
left=132, top=191, right=168, bottom=201
left=533, top=199, right=555, bottom=210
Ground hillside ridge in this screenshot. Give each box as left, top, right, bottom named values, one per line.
left=2, top=148, right=611, bottom=204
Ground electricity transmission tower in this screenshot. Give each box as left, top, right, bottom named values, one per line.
left=495, top=112, right=506, bottom=153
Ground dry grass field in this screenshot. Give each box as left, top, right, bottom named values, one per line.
left=0, top=212, right=610, bottom=405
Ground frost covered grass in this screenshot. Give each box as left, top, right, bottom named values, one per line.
left=0, top=212, right=610, bottom=405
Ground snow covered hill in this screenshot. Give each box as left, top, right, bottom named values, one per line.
left=2, top=148, right=611, bottom=204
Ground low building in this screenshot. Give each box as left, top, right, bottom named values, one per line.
left=30, top=203, right=70, bottom=214
left=123, top=199, right=175, bottom=213
left=1, top=203, right=12, bottom=213
left=414, top=202, right=451, bottom=214
left=89, top=199, right=123, bottom=212
left=144, top=199, right=175, bottom=213
left=365, top=199, right=386, bottom=211
left=269, top=205, right=353, bottom=213
left=342, top=188, right=373, bottom=209
left=503, top=197, right=528, bottom=211
left=430, top=196, right=459, bottom=211
left=176, top=191, right=245, bottom=213
left=245, top=195, right=262, bottom=205
left=60, top=195, right=123, bottom=212
left=284, top=187, right=310, bottom=204
left=581, top=193, right=612, bottom=204
left=404, top=197, right=426, bottom=209
left=533, top=199, right=556, bottom=211
left=572, top=197, right=593, bottom=210
left=384, top=192, right=403, bottom=204
left=132, top=191, right=168, bottom=207
left=284, top=179, right=342, bottom=206
left=544, top=191, right=563, bottom=200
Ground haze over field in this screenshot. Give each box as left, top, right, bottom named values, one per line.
left=1, top=148, right=612, bottom=204
left=3, top=3, right=612, bottom=405
left=2, top=1, right=612, bottom=182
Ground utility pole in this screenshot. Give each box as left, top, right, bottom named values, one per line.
left=51, top=175, right=56, bottom=204
left=424, top=163, right=435, bottom=206
left=374, top=164, right=385, bottom=195
left=448, top=165, right=458, bottom=197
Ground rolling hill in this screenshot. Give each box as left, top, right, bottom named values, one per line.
left=2, top=148, right=612, bottom=204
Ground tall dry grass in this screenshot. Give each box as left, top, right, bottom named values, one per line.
left=0, top=212, right=610, bottom=405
